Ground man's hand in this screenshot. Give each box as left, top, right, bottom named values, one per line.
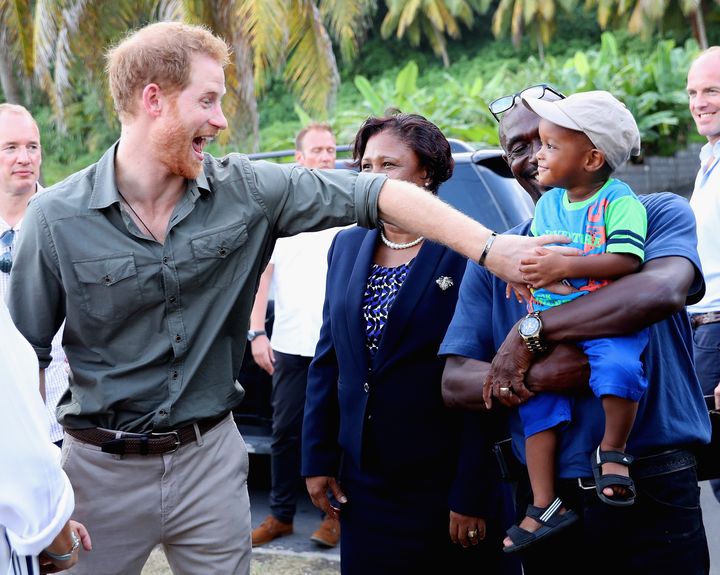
left=449, top=511, right=487, bottom=548
left=484, top=234, right=579, bottom=284
left=714, top=381, right=720, bottom=411
left=40, top=520, right=92, bottom=573
left=485, top=324, right=535, bottom=407
left=251, top=335, right=275, bottom=375
left=305, top=476, right=347, bottom=520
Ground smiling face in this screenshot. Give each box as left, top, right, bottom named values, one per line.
left=687, top=50, right=720, bottom=145
left=0, top=110, right=42, bottom=198
left=360, top=130, right=428, bottom=188
left=535, top=119, right=596, bottom=191
left=151, top=53, right=228, bottom=179
left=499, top=106, right=545, bottom=203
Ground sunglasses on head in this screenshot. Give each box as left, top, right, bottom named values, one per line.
left=488, top=84, right=566, bottom=122
left=0, top=229, right=15, bottom=274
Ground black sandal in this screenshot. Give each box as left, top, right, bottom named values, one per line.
left=591, top=446, right=636, bottom=507
left=503, top=497, right=579, bottom=553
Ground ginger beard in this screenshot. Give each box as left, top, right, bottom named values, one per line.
left=151, top=98, right=208, bottom=180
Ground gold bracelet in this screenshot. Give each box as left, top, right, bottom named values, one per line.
left=478, top=232, right=498, bottom=267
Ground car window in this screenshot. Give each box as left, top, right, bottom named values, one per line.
left=438, top=160, right=533, bottom=232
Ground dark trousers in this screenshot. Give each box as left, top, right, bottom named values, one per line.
left=693, top=321, right=720, bottom=502
left=514, top=459, right=709, bottom=575
left=269, top=351, right=312, bottom=523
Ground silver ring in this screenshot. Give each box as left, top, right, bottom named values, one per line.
left=499, top=387, right=511, bottom=395
left=467, top=529, right=478, bottom=539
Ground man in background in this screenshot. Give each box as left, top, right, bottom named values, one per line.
left=686, top=46, right=720, bottom=502
left=250, top=123, right=342, bottom=548
left=0, top=103, right=68, bottom=447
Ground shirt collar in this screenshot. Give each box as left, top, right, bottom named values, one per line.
left=699, top=140, right=720, bottom=164
left=88, top=141, right=212, bottom=210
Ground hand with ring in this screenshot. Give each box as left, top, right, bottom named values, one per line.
left=449, top=511, right=486, bottom=548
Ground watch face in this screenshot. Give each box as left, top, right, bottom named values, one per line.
left=519, top=315, right=541, bottom=337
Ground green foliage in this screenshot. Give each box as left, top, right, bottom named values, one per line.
left=317, top=31, right=700, bottom=156
left=35, top=26, right=702, bottom=180
left=35, top=79, right=118, bottom=186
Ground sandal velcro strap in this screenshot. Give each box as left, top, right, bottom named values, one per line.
left=594, top=448, right=634, bottom=467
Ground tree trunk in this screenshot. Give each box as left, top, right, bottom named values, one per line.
left=693, top=4, right=708, bottom=50
left=231, top=32, right=260, bottom=152
left=0, top=32, right=21, bottom=104
left=537, top=31, right=545, bottom=63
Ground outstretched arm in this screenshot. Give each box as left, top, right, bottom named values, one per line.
left=376, top=179, right=576, bottom=284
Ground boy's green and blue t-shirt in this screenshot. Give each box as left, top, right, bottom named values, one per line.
left=530, top=178, right=647, bottom=309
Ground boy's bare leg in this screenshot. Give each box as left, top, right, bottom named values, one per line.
left=599, top=395, right=638, bottom=498
left=504, top=429, right=566, bottom=546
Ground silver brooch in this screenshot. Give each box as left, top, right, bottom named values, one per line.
left=436, top=276, right=454, bottom=291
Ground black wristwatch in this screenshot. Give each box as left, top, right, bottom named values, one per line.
left=517, top=312, right=547, bottom=354
left=247, top=329, right=266, bottom=342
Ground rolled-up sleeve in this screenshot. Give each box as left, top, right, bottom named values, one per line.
left=248, top=160, right=385, bottom=236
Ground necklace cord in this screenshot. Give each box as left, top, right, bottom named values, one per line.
left=117, top=190, right=160, bottom=243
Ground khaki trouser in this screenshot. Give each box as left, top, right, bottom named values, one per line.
left=62, top=414, right=251, bottom=575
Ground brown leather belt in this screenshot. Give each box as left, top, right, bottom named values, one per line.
left=690, top=311, right=720, bottom=329
left=65, top=413, right=228, bottom=455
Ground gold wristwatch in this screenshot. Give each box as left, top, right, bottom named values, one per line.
left=517, top=312, right=547, bottom=354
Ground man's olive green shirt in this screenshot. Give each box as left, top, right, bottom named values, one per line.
left=8, top=145, right=385, bottom=432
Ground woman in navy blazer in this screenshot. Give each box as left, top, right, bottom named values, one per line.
left=302, top=114, right=515, bottom=574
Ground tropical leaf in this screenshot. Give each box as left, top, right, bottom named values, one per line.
left=319, top=0, right=376, bottom=62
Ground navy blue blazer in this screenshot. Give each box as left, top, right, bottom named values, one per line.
left=302, top=226, right=502, bottom=516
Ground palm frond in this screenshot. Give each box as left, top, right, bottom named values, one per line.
left=283, top=0, right=339, bottom=116
left=319, top=0, right=375, bottom=62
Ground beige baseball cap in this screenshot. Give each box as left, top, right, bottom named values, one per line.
left=521, top=90, right=641, bottom=170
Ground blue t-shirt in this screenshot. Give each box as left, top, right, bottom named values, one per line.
left=439, top=192, right=710, bottom=479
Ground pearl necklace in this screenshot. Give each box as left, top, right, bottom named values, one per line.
left=380, top=229, right=424, bottom=250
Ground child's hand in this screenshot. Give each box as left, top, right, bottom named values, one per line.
left=519, top=247, right=575, bottom=288
left=505, top=282, right=532, bottom=304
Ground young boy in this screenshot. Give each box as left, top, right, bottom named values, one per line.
left=499, top=91, right=648, bottom=553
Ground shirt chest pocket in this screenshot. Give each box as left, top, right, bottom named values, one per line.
left=73, top=254, right=142, bottom=321
left=190, top=222, right=249, bottom=288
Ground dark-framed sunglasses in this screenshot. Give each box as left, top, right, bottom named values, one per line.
left=488, top=84, right=566, bottom=122
left=0, top=229, right=15, bottom=274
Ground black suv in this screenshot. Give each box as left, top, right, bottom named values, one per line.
left=234, top=142, right=533, bottom=454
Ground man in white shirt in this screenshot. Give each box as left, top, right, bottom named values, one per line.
left=686, top=47, right=720, bottom=500
left=249, top=124, right=343, bottom=547
left=0, top=103, right=68, bottom=446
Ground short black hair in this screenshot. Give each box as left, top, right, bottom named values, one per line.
left=351, top=113, right=454, bottom=193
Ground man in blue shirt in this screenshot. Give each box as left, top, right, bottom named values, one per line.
left=440, top=86, right=711, bottom=575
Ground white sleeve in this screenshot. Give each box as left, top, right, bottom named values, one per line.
left=0, top=302, right=74, bottom=557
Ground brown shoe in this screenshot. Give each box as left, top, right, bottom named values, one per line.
left=251, top=515, right=293, bottom=547
left=310, top=516, right=340, bottom=548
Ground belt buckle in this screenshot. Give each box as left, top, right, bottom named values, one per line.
left=151, top=430, right=181, bottom=453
